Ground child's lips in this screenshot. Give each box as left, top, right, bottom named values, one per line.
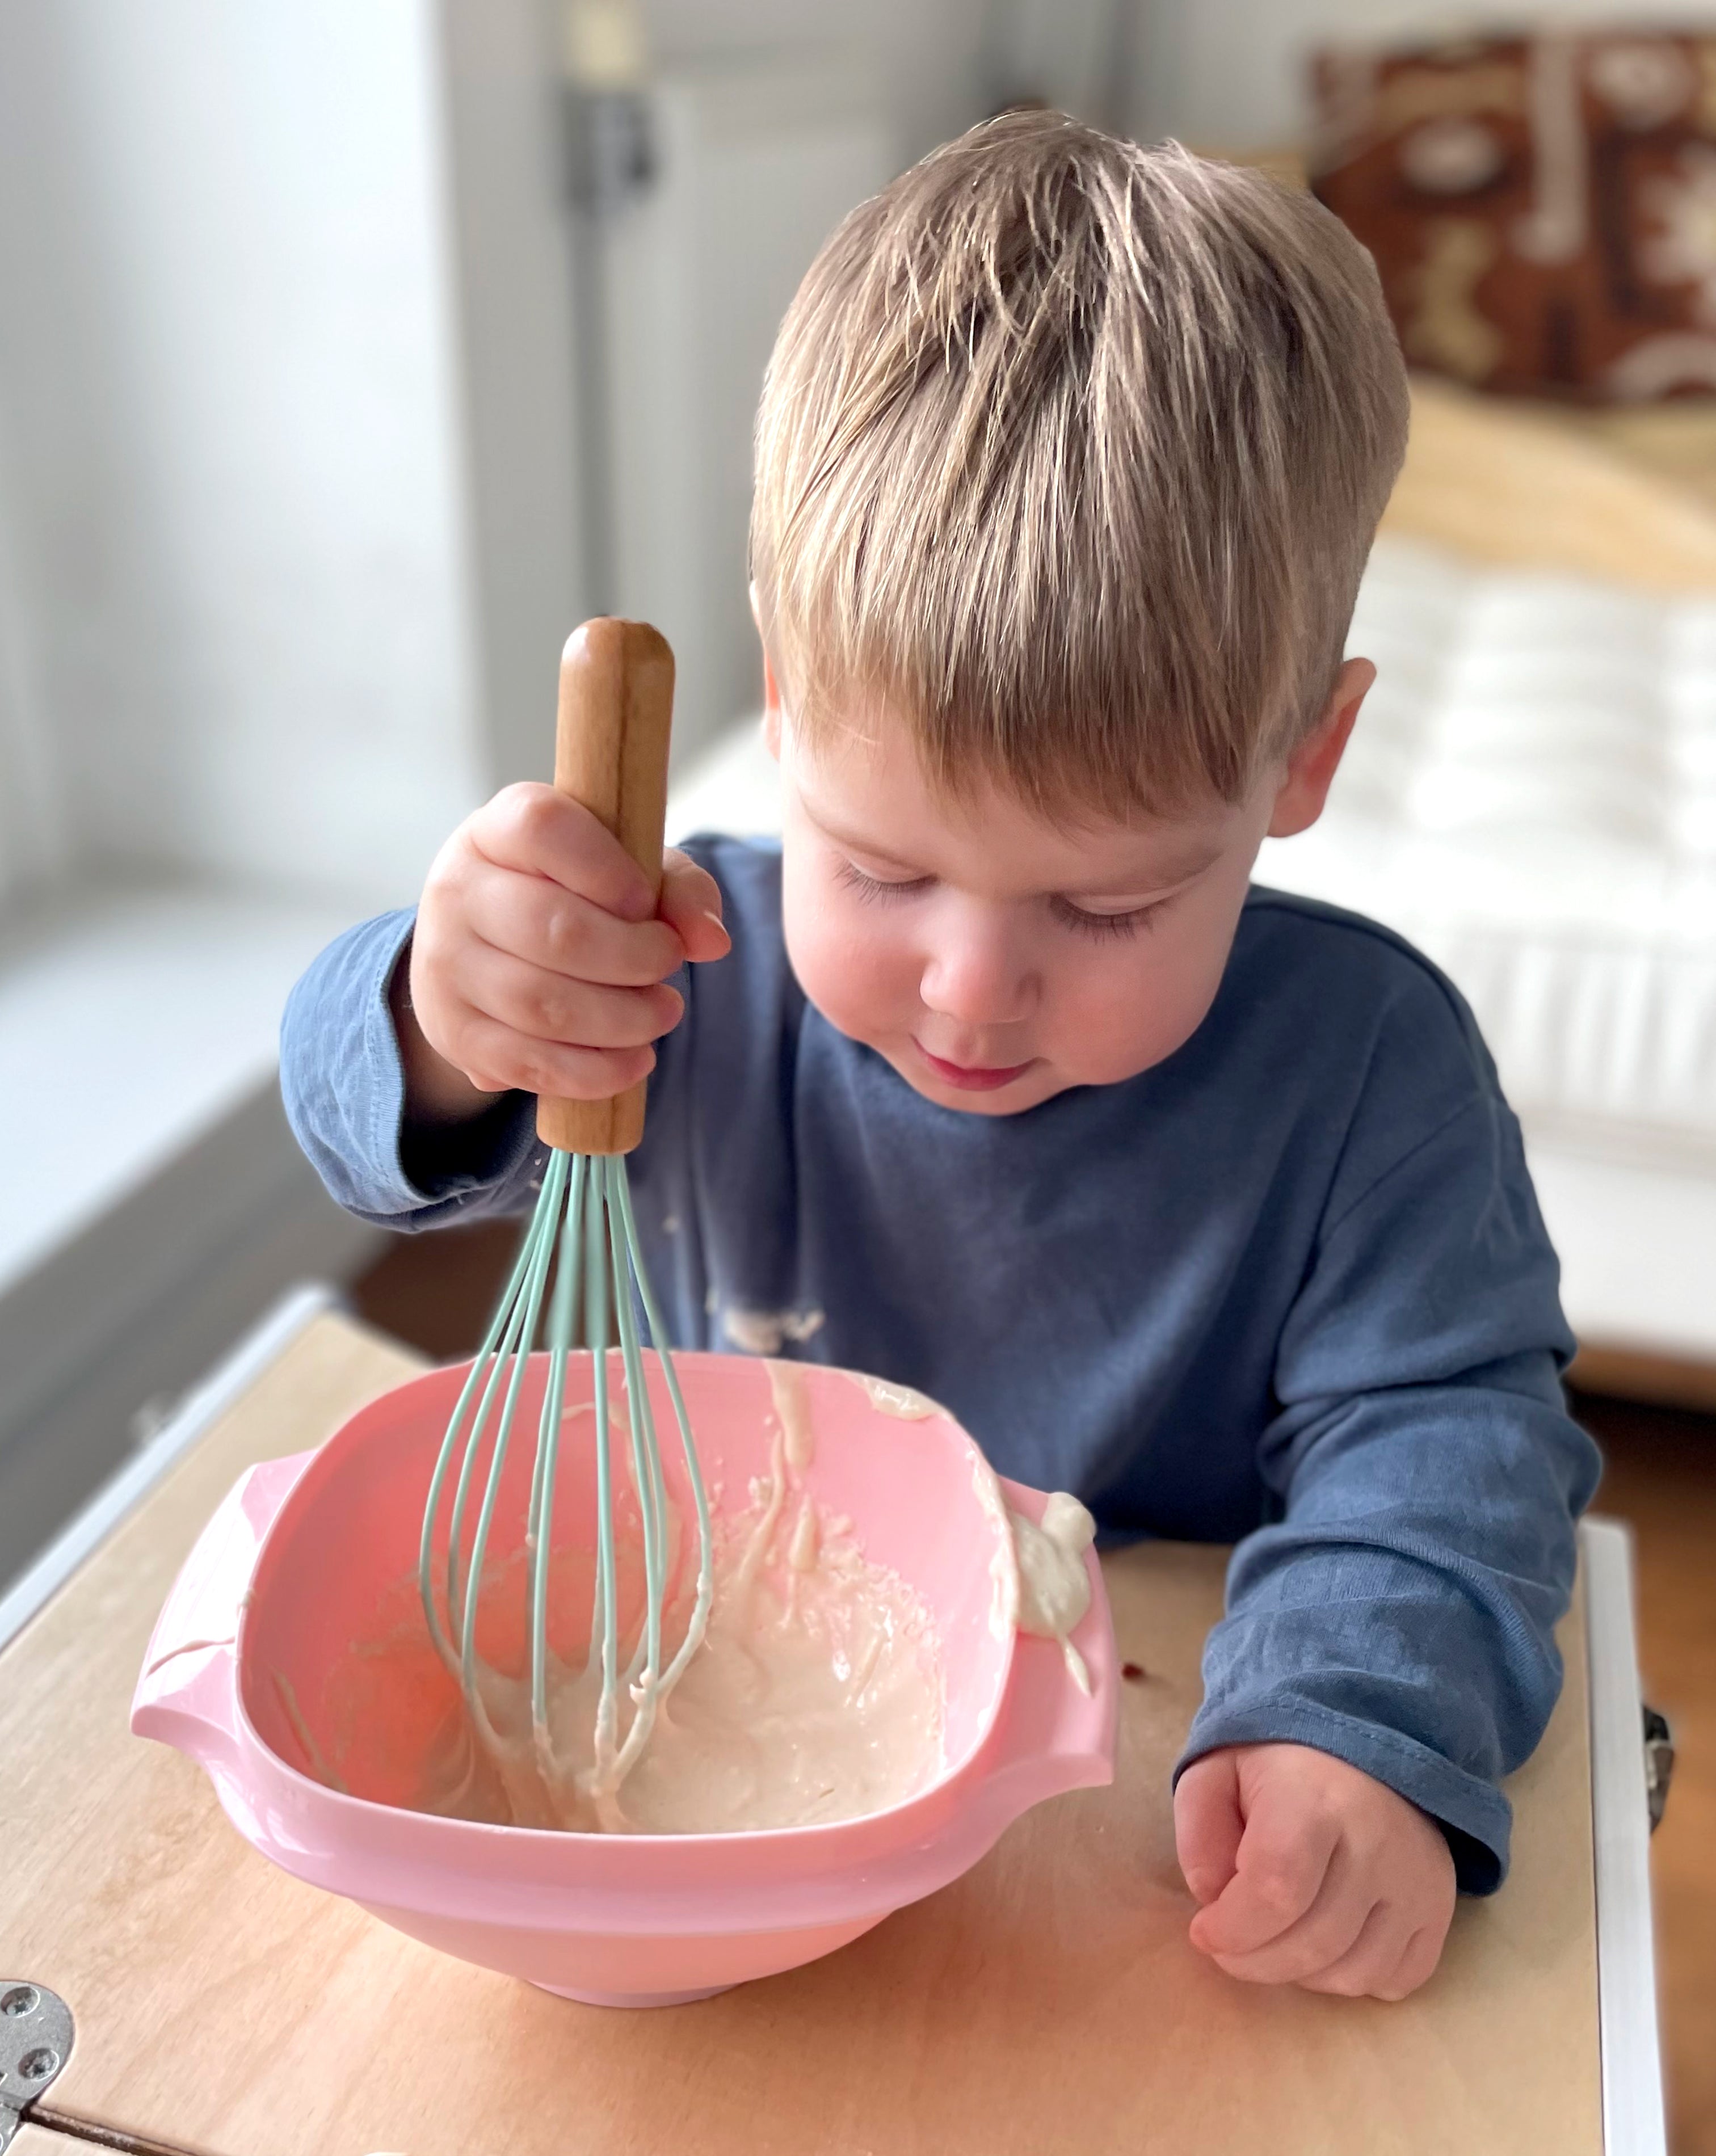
left=914, top=1042, right=1038, bottom=1092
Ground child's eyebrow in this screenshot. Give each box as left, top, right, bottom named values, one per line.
left=1065, top=841, right=1225, bottom=898
left=802, top=807, right=927, bottom=871
left=810, top=803, right=1225, bottom=896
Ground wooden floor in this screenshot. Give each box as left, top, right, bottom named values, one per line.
left=354, top=1224, right=1716, bottom=2156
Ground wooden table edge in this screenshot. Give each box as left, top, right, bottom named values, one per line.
left=1583, top=1518, right=1668, bottom=2156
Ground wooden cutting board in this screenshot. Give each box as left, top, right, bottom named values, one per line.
left=1, top=1311, right=1602, bottom=2156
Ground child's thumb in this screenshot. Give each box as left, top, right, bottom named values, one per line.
left=658, top=850, right=731, bottom=962
left=1173, top=1750, right=1245, bottom=1905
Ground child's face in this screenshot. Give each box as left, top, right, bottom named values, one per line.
left=766, top=662, right=1368, bottom=1117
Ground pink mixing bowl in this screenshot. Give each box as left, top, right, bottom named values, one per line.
left=132, top=1351, right=1117, bottom=2006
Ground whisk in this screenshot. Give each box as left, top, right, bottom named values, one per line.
left=418, top=620, right=714, bottom=1812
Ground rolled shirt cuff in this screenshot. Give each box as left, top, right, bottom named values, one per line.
left=1175, top=1692, right=1512, bottom=1894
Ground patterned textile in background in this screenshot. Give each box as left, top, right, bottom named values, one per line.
left=1310, top=32, right=1716, bottom=403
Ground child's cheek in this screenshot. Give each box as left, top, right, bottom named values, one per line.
left=779, top=857, right=907, bottom=1047
left=1058, top=922, right=1233, bottom=1084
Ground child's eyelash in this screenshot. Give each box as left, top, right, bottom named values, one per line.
left=1049, top=895, right=1163, bottom=941
left=834, top=857, right=1163, bottom=939
left=834, top=858, right=930, bottom=903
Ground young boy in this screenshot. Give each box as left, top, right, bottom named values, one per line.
left=283, top=113, right=1599, bottom=2003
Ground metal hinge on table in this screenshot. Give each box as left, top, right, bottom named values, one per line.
left=1644, top=1703, right=1675, bottom=1832
left=0, top=1981, right=72, bottom=2150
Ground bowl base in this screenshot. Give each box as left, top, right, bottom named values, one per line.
left=533, top=1980, right=734, bottom=2009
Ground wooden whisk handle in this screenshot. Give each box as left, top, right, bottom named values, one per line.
left=536, top=618, right=675, bottom=1157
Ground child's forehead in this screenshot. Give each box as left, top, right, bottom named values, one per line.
left=786, top=710, right=1244, bottom=892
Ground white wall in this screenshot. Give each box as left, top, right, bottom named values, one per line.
left=643, top=0, right=1146, bottom=158
left=0, top=2, right=502, bottom=911
left=1133, top=0, right=1716, bottom=150
left=0, top=489, right=63, bottom=909
left=436, top=0, right=593, bottom=794
left=642, top=0, right=991, bottom=164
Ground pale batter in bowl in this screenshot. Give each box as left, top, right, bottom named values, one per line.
left=300, top=1361, right=1096, bottom=1840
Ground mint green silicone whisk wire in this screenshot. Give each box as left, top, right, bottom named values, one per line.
left=417, top=1147, right=714, bottom=1804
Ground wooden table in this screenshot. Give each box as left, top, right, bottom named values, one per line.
left=0, top=1294, right=1664, bottom=2155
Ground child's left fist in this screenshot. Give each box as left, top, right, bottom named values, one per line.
left=1174, top=1742, right=1456, bottom=2001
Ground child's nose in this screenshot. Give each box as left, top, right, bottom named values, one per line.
left=918, top=919, right=1036, bottom=1028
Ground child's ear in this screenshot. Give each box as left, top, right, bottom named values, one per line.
left=760, top=650, right=784, bottom=760
left=1267, top=658, right=1372, bottom=839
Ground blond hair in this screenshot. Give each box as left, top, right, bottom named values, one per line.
left=750, top=112, right=1408, bottom=814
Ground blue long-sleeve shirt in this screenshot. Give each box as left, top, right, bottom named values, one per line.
left=281, top=835, right=1599, bottom=1890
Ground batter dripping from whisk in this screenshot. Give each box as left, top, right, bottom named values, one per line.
left=417, top=1362, right=945, bottom=1835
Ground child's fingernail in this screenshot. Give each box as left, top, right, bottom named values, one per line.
left=702, top=908, right=731, bottom=942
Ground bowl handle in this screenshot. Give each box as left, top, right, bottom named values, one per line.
left=977, top=1477, right=1120, bottom=1820
left=129, top=1450, right=317, bottom=1774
